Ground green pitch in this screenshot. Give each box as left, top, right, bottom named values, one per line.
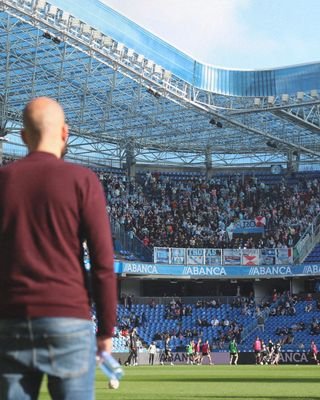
left=40, top=365, right=320, bottom=400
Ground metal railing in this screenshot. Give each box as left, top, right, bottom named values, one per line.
left=238, top=294, right=286, bottom=343
left=112, top=211, right=320, bottom=266
left=294, top=213, right=320, bottom=263
left=111, top=218, right=153, bottom=262
left=118, top=295, right=268, bottom=307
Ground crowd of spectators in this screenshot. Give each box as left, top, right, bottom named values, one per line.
left=214, top=320, right=243, bottom=349
left=231, top=292, right=257, bottom=316
left=164, top=298, right=192, bottom=319
left=112, top=290, right=320, bottom=352
left=2, top=156, right=319, bottom=252
left=153, top=327, right=201, bottom=342
left=269, top=295, right=298, bottom=317
left=103, top=170, right=320, bottom=251
left=0, top=156, right=16, bottom=166
left=267, top=293, right=320, bottom=345
left=151, top=297, right=245, bottom=349
left=151, top=318, right=244, bottom=350
left=275, top=326, right=295, bottom=345
left=195, top=299, right=221, bottom=308
left=311, top=318, right=320, bottom=335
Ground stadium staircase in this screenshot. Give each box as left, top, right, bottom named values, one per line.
left=294, top=213, right=320, bottom=264
left=239, top=296, right=284, bottom=345
left=303, top=243, right=320, bottom=264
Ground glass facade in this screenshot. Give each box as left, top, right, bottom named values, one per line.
left=51, top=0, right=320, bottom=97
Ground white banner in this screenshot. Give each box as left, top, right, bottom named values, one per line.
left=276, top=248, right=293, bottom=264
left=154, top=247, right=170, bottom=264
left=153, top=247, right=293, bottom=266
left=242, top=249, right=259, bottom=266
left=171, top=248, right=186, bottom=265
left=205, top=249, right=222, bottom=265
left=223, top=249, right=241, bottom=265
left=187, top=248, right=205, bottom=265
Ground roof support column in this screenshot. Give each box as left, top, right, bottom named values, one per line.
left=287, top=150, right=300, bottom=175
left=205, top=146, right=213, bottom=180
left=125, top=141, right=136, bottom=179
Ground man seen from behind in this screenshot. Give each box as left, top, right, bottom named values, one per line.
left=0, top=97, right=117, bottom=400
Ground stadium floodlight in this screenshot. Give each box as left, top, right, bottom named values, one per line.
left=147, top=87, right=161, bottom=99
left=116, top=43, right=125, bottom=54
left=296, top=92, right=304, bottom=101
left=69, top=17, right=84, bottom=35
left=35, top=0, right=49, bottom=17
left=42, top=31, right=51, bottom=39
left=136, top=54, right=145, bottom=64
left=24, top=0, right=34, bottom=7
left=266, top=140, right=277, bottom=149
left=47, top=5, right=58, bottom=22
left=254, top=98, right=261, bottom=106
left=282, top=94, right=289, bottom=102
left=82, top=24, right=92, bottom=36
left=52, top=36, right=61, bottom=44
left=267, top=96, right=275, bottom=105
left=60, top=11, right=70, bottom=26
left=311, top=89, right=318, bottom=98
left=127, top=48, right=135, bottom=58
left=154, top=65, right=163, bottom=75
left=36, top=0, right=47, bottom=9
left=102, top=35, right=113, bottom=48
left=146, top=60, right=155, bottom=70
left=209, top=118, right=222, bottom=128
left=92, top=30, right=102, bottom=42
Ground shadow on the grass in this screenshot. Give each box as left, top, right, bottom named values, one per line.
left=123, top=397, right=320, bottom=400
left=194, top=395, right=320, bottom=400
left=127, top=376, right=320, bottom=384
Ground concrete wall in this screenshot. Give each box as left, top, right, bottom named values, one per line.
left=291, top=278, right=305, bottom=294
left=120, top=278, right=142, bottom=297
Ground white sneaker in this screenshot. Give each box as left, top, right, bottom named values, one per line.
left=170, top=362, right=174, bottom=366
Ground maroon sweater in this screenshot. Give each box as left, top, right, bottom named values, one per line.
left=0, top=151, right=117, bottom=336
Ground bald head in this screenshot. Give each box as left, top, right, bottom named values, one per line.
left=22, top=97, right=68, bottom=158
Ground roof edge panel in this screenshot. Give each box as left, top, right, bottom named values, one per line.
left=32, top=0, right=320, bottom=96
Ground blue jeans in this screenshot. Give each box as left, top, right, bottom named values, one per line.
left=0, top=318, right=96, bottom=400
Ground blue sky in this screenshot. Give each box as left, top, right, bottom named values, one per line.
left=100, top=0, right=320, bottom=70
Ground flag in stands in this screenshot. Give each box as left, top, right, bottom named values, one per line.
left=255, top=216, right=266, bottom=226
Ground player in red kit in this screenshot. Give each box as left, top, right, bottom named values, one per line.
left=310, top=340, right=320, bottom=365
left=201, top=340, right=213, bottom=365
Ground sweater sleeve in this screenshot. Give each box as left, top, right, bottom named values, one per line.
left=81, top=172, right=117, bottom=337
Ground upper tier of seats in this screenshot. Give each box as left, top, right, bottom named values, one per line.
left=106, top=169, right=319, bottom=253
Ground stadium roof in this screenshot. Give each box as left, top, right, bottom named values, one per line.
left=1, top=0, right=320, bottom=168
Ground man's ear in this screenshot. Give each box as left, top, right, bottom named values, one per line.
left=62, top=124, right=69, bottom=143
left=21, top=129, right=28, bottom=145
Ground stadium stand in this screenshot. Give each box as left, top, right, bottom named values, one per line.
left=102, top=169, right=320, bottom=258
left=304, top=243, right=320, bottom=263
left=112, top=294, right=320, bottom=355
